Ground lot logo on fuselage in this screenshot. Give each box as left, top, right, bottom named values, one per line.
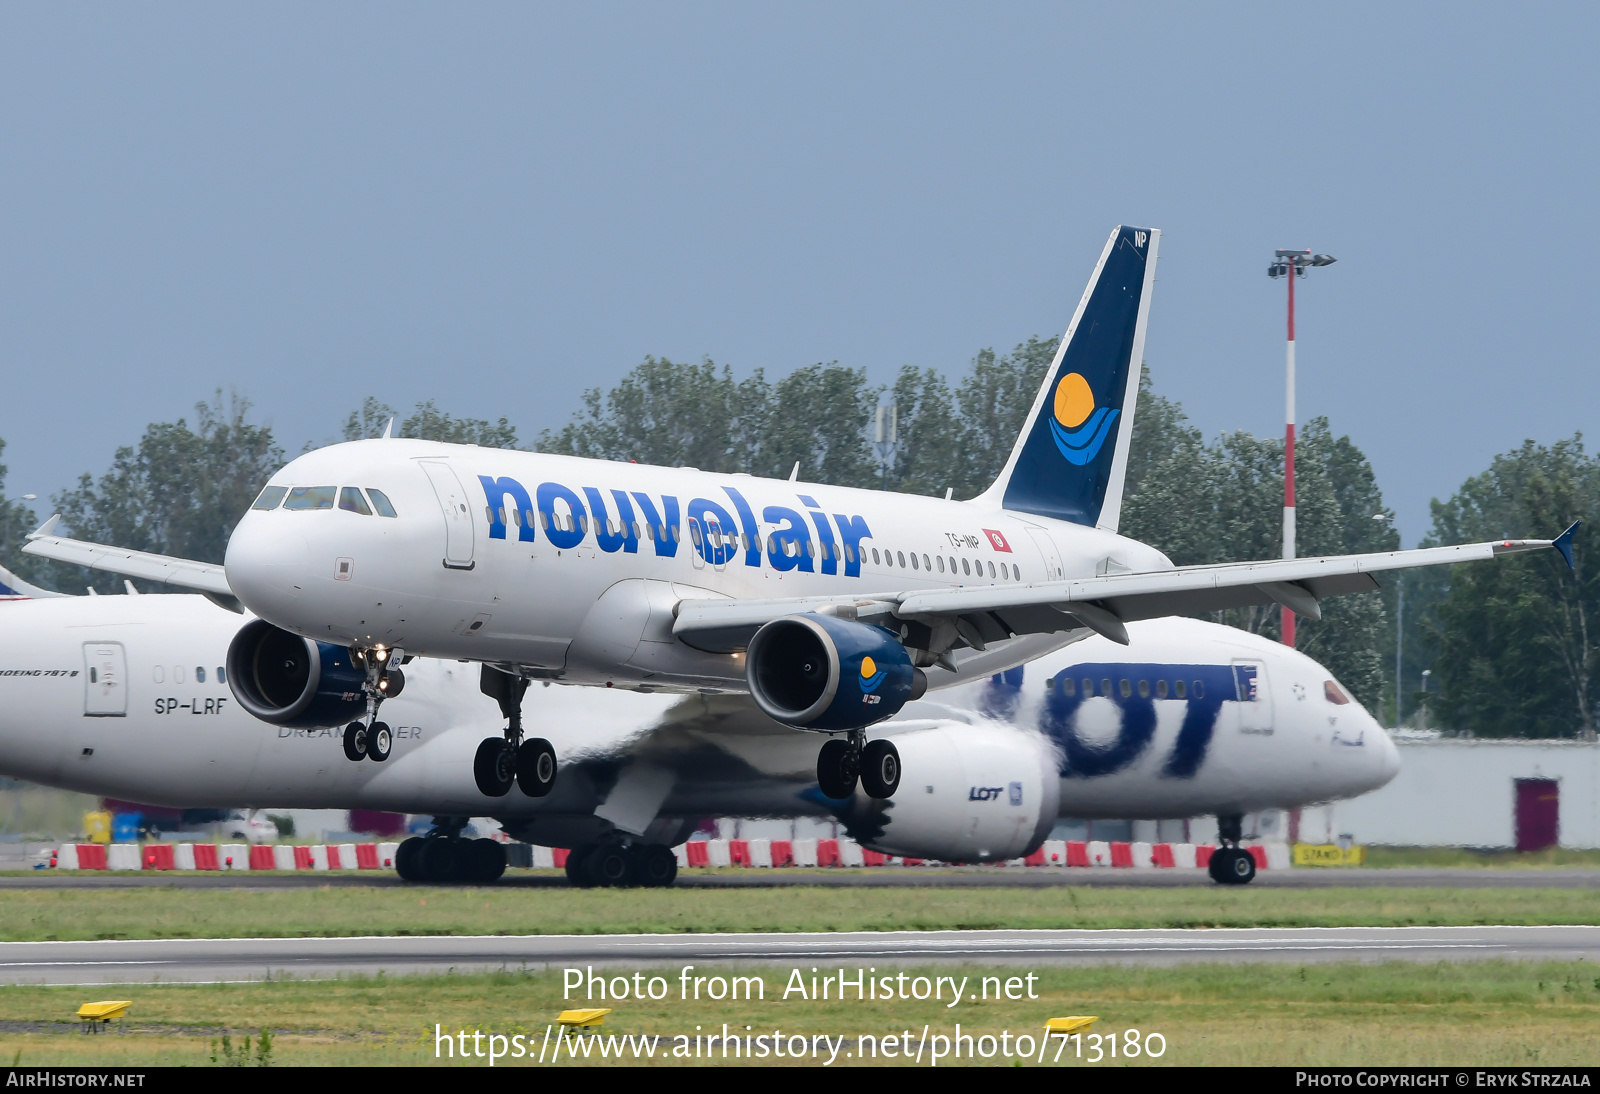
left=1026, top=663, right=1253, bottom=780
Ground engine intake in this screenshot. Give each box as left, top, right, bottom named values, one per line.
left=226, top=619, right=367, bottom=728
left=746, top=614, right=925, bottom=731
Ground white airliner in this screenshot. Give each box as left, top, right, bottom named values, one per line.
left=0, top=579, right=1396, bottom=886
left=23, top=225, right=1570, bottom=867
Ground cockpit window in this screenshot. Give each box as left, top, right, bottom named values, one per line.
left=251, top=485, right=288, bottom=511
left=1324, top=680, right=1351, bottom=705
left=339, top=487, right=373, bottom=516
left=366, top=489, right=398, bottom=518
left=283, top=486, right=336, bottom=510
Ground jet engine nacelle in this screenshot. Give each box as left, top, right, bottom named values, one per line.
left=225, top=619, right=367, bottom=728
left=852, top=723, right=1060, bottom=862
left=746, top=615, right=926, bottom=731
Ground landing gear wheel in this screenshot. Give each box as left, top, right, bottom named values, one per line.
left=516, top=738, right=558, bottom=797
left=343, top=722, right=368, bottom=762
left=631, top=844, right=678, bottom=888
left=367, top=721, right=393, bottom=762
left=395, top=836, right=425, bottom=881
left=419, top=839, right=458, bottom=883
left=584, top=845, right=632, bottom=888
left=473, top=738, right=516, bottom=797
left=860, top=739, right=901, bottom=799
left=565, top=845, right=594, bottom=887
left=464, top=839, right=507, bottom=884
left=1218, top=847, right=1257, bottom=885
left=817, top=738, right=859, bottom=799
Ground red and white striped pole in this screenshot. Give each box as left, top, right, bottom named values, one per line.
left=1283, top=258, right=1298, bottom=647
left=1269, top=248, right=1333, bottom=648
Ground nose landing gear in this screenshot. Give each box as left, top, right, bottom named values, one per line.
left=343, top=647, right=405, bottom=762
left=817, top=733, right=901, bottom=799
left=1208, top=814, right=1258, bottom=885
left=473, top=666, right=559, bottom=799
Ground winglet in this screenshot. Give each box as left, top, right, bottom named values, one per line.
left=381, top=416, right=395, bottom=439
left=28, top=514, right=60, bottom=540
left=1553, top=520, right=1580, bottom=572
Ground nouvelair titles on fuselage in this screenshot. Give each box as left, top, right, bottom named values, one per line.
left=476, top=475, right=881, bottom=576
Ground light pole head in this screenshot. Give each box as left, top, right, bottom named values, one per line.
left=1269, top=249, right=1335, bottom=278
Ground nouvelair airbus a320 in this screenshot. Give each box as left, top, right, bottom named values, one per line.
left=28, top=225, right=1573, bottom=875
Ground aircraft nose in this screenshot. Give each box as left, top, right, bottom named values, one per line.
left=224, top=516, right=310, bottom=624
left=1377, top=727, right=1402, bottom=785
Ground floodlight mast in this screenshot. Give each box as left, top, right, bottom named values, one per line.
left=1267, top=249, right=1336, bottom=647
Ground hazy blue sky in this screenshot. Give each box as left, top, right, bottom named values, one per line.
left=0, top=4, right=1593, bottom=543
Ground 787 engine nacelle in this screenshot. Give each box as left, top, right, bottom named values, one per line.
left=745, top=614, right=926, bottom=731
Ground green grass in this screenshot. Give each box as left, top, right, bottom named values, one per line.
left=1364, top=845, right=1600, bottom=869
left=0, top=883, right=1592, bottom=941
left=1, top=961, right=1596, bottom=1066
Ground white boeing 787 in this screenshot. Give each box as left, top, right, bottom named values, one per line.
left=0, top=575, right=1396, bottom=886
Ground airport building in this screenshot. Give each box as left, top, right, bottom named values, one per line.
left=1302, top=737, right=1600, bottom=850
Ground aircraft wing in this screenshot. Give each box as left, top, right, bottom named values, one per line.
left=673, top=525, right=1578, bottom=653
left=22, top=516, right=234, bottom=598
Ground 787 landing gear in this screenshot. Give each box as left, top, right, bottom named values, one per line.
left=473, top=666, right=558, bottom=799
left=817, top=732, right=901, bottom=800
left=342, top=647, right=407, bottom=763
left=1208, top=813, right=1258, bottom=885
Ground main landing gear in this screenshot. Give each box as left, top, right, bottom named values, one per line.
left=1207, top=813, right=1258, bottom=885
left=565, top=842, right=678, bottom=889
left=473, top=666, right=558, bottom=799
left=394, top=818, right=507, bottom=884
left=817, top=732, right=901, bottom=800
left=343, top=647, right=406, bottom=763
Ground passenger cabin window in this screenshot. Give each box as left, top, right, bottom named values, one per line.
left=367, top=489, right=398, bottom=518
left=217, top=667, right=226, bottom=684
left=936, top=557, right=945, bottom=573
left=339, top=487, right=373, bottom=515
left=1174, top=680, right=1187, bottom=699
left=1061, top=677, right=1076, bottom=696
left=910, top=553, right=919, bottom=570
left=1137, top=679, right=1149, bottom=698
left=283, top=486, right=336, bottom=510
left=923, top=554, right=931, bottom=570
left=1324, top=680, right=1352, bottom=705
left=1156, top=679, right=1168, bottom=699
left=897, top=551, right=906, bottom=568
left=1119, top=679, right=1132, bottom=698
left=252, top=485, right=288, bottom=511
left=196, top=666, right=206, bottom=683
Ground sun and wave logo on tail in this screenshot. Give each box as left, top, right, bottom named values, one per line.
left=1047, top=372, right=1119, bottom=466
left=858, top=656, right=885, bottom=694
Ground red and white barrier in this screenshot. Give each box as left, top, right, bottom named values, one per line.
left=656, top=837, right=1290, bottom=871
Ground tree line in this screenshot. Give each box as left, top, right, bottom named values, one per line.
left=3, top=348, right=1591, bottom=737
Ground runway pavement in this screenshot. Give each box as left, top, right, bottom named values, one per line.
left=0, top=926, right=1596, bottom=984
left=0, top=867, right=1597, bottom=889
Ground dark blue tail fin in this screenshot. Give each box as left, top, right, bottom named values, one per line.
left=975, top=225, right=1158, bottom=530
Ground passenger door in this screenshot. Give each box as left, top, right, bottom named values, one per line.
left=419, top=461, right=476, bottom=570
left=1232, top=660, right=1272, bottom=734
left=82, top=642, right=127, bottom=717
